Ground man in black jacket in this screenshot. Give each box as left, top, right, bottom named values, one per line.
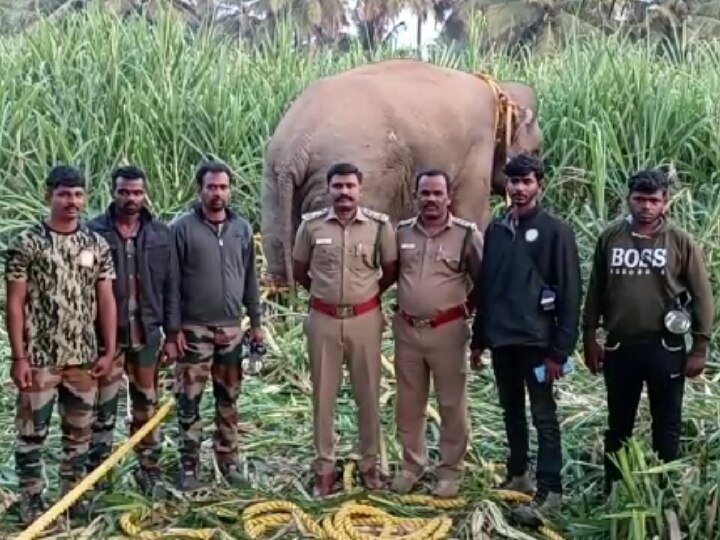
left=86, top=165, right=180, bottom=498
left=170, top=159, right=264, bottom=490
left=470, top=154, right=581, bottom=525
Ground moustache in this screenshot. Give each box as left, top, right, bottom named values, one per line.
left=335, top=195, right=353, bottom=202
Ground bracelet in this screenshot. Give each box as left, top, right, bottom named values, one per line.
left=10, top=356, right=27, bottom=362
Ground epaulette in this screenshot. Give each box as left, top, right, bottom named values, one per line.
left=361, top=207, right=389, bottom=222
left=451, top=216, right=477, bottom=230
left=301, top=208, right=329, bottom=221
left=397, top=217, right=416, bottom=228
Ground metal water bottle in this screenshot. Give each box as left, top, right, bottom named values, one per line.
left=242, top=339, right=266, bottom=375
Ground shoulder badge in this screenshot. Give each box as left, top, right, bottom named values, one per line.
left=361, top=207, right=389, bottom=223
left=451, top=216, right=477, bottom=230
left=397, top=217, right=416, bottom=228
left=301, top=208, right=329, bottom=221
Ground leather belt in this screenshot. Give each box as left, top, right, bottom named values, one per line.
left=400, top=304, right=467, bottom=329
left=310, top=296, right=381, bottom=319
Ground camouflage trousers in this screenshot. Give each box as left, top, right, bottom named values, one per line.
left=89, top=340, right=162, bottom=470
left=15, top=365, right=97, bottom=497
left=174, top=325, right=244, bottom=466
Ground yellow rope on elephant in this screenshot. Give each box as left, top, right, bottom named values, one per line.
left=474, top=71, right=519, bottom=157
left=474, top=71, right=519, bottom=208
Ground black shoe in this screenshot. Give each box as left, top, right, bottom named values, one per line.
left=18, top=494, right=48, bottom=527
left=220, top=462, right=250, bottom=489
left=510, top=489, right=562, bottom=527
left=88, top=452, right=112, bottom=491
left=61, top=481, right=91, bottom=520
left=178, top=457, right=201, bottom=491
left=134, top=466, right=168, bottom=499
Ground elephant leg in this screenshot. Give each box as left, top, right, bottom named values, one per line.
left=450, top=142, right=495, bottom=232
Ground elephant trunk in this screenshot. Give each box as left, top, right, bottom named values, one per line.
left=260, top=163, right=296, bottom=292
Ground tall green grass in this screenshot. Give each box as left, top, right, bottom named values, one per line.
left=1, top=6, right=720, bottom=539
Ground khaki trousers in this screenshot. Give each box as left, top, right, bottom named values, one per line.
left=304, top=307, right=383, bottom=475
left=392, top=313, right=470, bottom=481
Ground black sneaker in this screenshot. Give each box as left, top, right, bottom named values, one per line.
left=178, top=457, right=201, bottom=491
left=61, top=481, right=91, bottom=520
left=220, top=462, right=250, bottom=489
left=18, top=494, right=48, bottom=527
left=497, top=472, right=535, bottom=495
left=511, top=489, right=562, bottom=527
left=134, top=466, right=167, bottom=499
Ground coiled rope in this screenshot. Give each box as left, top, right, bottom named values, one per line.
left=110, top=459, right=565, bottom=540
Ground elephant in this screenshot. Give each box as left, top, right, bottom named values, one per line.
left=260, top=58, right=542, bottom=291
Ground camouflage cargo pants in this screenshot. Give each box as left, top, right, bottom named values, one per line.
left=89, top=340, right=161, bottom=470
left=15, top=365, right=97, bottom=496
left=174, top=325, right=243, bottom=466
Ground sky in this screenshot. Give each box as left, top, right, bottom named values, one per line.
left=337, top=2, right=442, bottom=57
left=390, top=7, right=441, bottom=54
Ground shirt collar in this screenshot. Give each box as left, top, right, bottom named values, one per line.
left=325, top=206, right=368, bottom=222
left=415, top=212, right=453, bottom=236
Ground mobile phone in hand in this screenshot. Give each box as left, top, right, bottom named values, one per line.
left=534, top=358, right=574, bottom=383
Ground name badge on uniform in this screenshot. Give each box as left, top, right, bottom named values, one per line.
left=79, top=249, right=95, bottom=267
left=316, top=238, right=332, bottom=245
left=400, top=243, right=415, bottom=250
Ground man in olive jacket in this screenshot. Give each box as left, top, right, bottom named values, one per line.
left=583, top=168, right=714, bottom=495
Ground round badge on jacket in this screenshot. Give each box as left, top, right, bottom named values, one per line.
left=525, top=229, right=539, bottom=242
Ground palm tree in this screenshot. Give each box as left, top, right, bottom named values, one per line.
left=435, top=0, right=717, bottom=56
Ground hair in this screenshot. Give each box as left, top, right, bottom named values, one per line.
left=627, top=168, right=671, bottom=195
left=502, top=154, right=544, bottom=182
left=415, top=169, right=451, bottom=192
left=111, top=165, right=146, bottom=191
left=46, top=165, right=85, bottom=191
left=326, top=162, right=363, bottom=184
left=195, top=159, right=233, bottom=188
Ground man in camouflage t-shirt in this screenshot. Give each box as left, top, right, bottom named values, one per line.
left=4, top=165, right=117, bottom=526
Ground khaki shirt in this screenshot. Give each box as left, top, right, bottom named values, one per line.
left=292, top=206, right=398, bottom=305
left=396, top=213, right=483, bottom=319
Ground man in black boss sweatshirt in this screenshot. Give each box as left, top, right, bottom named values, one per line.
left=583, top=168, right=714, bottom=495
left=470, top=154, right=581, bottom=524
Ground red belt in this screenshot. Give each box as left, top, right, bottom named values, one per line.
left=310, top=296, right=381, bottom=319
left=400, top=304, right=467, bottom=329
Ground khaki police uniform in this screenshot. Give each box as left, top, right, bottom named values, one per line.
left=393, top=213, right=483, bottom=482
left=292, top=206, right=398, bottom=475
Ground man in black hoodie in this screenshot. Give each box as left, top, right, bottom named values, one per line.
left=86, top=165, right=179, bottom=499
left=470, top=154, right=581, bottom=525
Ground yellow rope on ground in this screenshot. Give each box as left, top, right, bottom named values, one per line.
left=15, top=399, right=177, bottom=540
left=118, top=509, right=217, bottom=539
left=238, top=461, right=565, bottom=540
